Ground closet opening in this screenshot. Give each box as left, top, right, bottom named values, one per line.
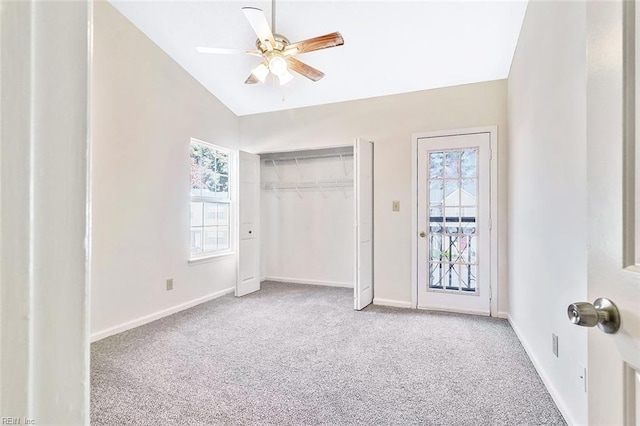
left=237, top=141, right=373, bottom=310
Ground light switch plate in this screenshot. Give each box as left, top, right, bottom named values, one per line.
left=392, top=200, right=400, bottom=211
left=552, top=333, right=559, bottom=357
left=166, top=278, right=174, bottom=291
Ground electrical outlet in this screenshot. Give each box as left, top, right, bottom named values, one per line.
left=552, top=333, right=559, bottom=357
left=166, top=278, right=174, bottom=291
left=392, top=200, right=400, bottom=211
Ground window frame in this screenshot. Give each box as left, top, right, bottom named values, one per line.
left=189, top=138, right=235, bottom=261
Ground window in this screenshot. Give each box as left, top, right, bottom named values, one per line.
left=190, top=139, right=232, bottom=258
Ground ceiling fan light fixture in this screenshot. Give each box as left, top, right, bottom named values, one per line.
left=250, top=62, right=270, bottom=83
left=268, top=54, right=288, bottom=77
left=277, top=69, right=294, bottom=86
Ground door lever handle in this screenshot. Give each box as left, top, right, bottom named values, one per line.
left=567, top=298, right=620, bottom=334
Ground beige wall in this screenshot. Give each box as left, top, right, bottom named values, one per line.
left=240, top=80, right=509, bottom=313
left=507, top=1, right=587, bottom=424
left=91, top=2, right=240, bottom=337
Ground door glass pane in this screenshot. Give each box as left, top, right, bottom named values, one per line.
left=429, top=207, right=443, bottom=234
left=461, top=179, right=477, bottom=198
left=429, top=152, right=444, bottom=178
left=461, top=149, right=478, bottom=178
left=428, top=148, right=479, bottom=293
left=445, top=151, right=460, bottom=178
left=430, top=235, right=442, bottom=260
left=429, top=180, right=443, bottom=205
left=445, top=180, right=460, bottom=205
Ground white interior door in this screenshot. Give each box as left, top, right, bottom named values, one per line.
left=584, top=2, right=640, bottom=423
left=417, top=132, right=491, bottom=315
left=236, top=151, right=261, bottom=297
left=354, top=138, right=374, bottom=310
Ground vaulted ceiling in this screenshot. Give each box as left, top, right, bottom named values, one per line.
left=110, top=0, right=527, bottom=116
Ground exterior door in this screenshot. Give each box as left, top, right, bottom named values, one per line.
left=585, top=2, right=640, bottom=423
left=354, top=138, right=374, bottom=310
left=236, top=151, right=261, bottom=296
left=417, top=132, right=491, bottom=315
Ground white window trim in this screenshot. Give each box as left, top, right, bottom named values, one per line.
left=189, top=138, right=236, bottom=262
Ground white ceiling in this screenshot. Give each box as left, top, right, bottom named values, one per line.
left=110, top=0, right=528, bottom=116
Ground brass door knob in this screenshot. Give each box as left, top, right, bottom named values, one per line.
left=419, top=231, right=427, bottom=238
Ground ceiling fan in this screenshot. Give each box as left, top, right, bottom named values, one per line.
left=196, top=2, right=344, bottom=86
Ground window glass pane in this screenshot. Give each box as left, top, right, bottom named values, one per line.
left=203, top=227, right=218, bottom=253
left=216, top=175, right=229, bottom=199
left=217, top=203, right=229, bottom=224
left=216, top=152, right=229, bottom=174
left=190, top=140, right=231, bottom=258
left=191, top=143, right=217, bottom=197
left=190, top=202, right=203, bottom=227
left=204, top=202, right=218, bottom=226
left=217, top=226, right=230, bottom=250
left=190, top=228, right=203, bottom=254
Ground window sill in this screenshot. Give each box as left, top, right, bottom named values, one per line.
left=188, top=251, right=235, bottom=265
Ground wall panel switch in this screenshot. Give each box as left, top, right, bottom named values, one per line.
left=392, top=201, right=400, bottom=211
left=166, top=278, right=174, bottom=291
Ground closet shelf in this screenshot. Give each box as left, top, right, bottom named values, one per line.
left=260, top=146, right=353, bottom=162
left=262, top=179, right=353, bottom=190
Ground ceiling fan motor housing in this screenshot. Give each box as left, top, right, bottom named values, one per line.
left=256, top=34, right=290, bottom=53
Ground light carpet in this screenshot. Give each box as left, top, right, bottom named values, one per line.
left=91, top=281, right=565, bottom=425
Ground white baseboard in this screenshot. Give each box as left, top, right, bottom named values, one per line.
left=262, top=276, right=353, bottom=288
left=496, top=311, right=509, bottom=319
left=91, top=287, right=235, bottom=342
left=507, top=315, right=575, bottom=426
left=373, top=298, right=412, bottom=309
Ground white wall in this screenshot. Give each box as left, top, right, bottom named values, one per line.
left=91, top=2, right=240, bottom=338
left=507, top=1, right=588, bottom=424
left=261, top=155, right=354, bottom=287
left=1, top=1, right=90, bottom=422
left=240, top=80, right=509, bottom=312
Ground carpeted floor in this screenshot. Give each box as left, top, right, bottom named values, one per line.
left=91, top=281, right=565, bottom=425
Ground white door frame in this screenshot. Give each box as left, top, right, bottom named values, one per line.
left=411, top=126, right=499, bottom=316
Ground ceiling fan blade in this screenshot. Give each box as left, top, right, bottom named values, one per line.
left=287, top=57, right=325, bottom=82
left=284, top=32, right=344, bottom=56
left=244, top=73, right=261, bottom=84
left=196, top=46, right=262, bottom=57
left=242, top=7, right=276, bottom=50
